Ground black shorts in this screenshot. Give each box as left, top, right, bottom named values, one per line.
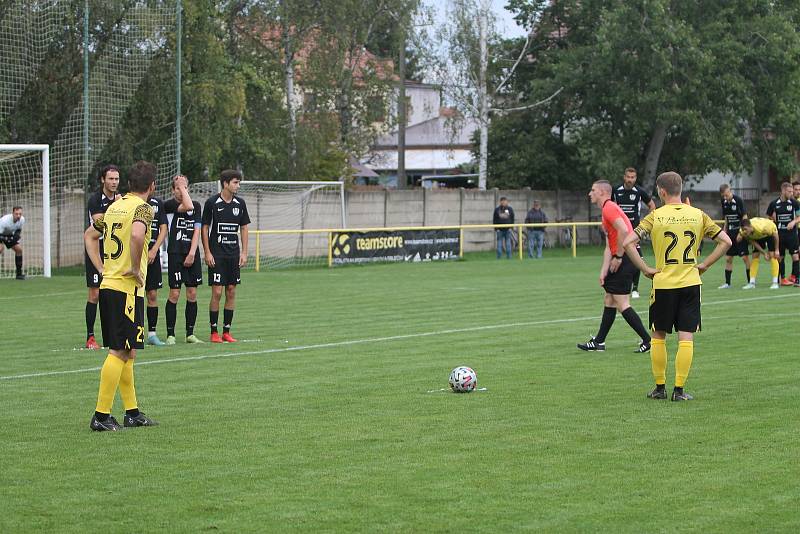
left=145, top=250, right=163, bottom=291
left=649, top=285, right=701, bottom=334
left=85, top=250, right=102, bottom=288
left=99, top=288, right=145, bottom=350
left=726, top=231, right=749, bottom=257
left=754, top=236, right=775, bottom=253
left=0, top=234, right=20, bottom=249
left=208, top=255, right=241, bottom=286
left=602, top=254, right=636, bottom=295
left=168, top=253, right=202, bottom=289
left=778, top=230, right=799, bottom=256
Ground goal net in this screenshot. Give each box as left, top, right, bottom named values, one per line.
left=186, top=180, right=346, bottom=269
left=0, top=145, right=50, bottom=277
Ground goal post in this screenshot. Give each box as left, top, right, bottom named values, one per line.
left=186, top=179, right=346, bottom=269
left=0, top=144, right=50, bottom=277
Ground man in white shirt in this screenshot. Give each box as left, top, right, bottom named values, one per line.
left=0, top=206, right=26, bottom=279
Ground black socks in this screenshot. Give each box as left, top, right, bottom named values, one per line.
left=595, top=306, right=616, bottom=344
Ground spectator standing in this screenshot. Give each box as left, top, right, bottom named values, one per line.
left=524, top=200, right=548, bottom=258
left=493, top=197, right=515, bottom=259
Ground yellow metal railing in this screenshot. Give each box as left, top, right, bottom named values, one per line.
left=251, top=222, right=604, bottom=270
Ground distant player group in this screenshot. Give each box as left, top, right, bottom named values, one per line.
left=82, top=162, right=250, bottom=431
left=579, top=168, right=800, bottom=403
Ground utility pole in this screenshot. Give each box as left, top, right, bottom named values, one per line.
left=397, top=26, right=407, bottom=189
left=477, top=0, right=489, bottom=190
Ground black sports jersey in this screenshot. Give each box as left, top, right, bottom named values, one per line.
left=164, top=198, right=202, bottom=256
left=87, top=191, right=117, bottom=254
left=721, top=194, right=747, bottom=232
left=148, top=196, right=168, bottom=247
left=202, top=194, right=251, bottom=257
left=766, top=197, right=799, bottom=231
left=612, top=185, right=652, bottom=226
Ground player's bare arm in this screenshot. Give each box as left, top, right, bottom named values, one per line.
left=148, top=222, right=168, bottom=264
left=202, top=224, right=215, bottom=267
left=696, top=231, right=732, bottom=274
left=84, top=224, right=104, bottom=275
left=175, top=176, right=193, bottom=212
left=185, top=222, right=201, bottom=268
left=646, top=199, right=656, bottom=212
left=239, top=224, right=249, bottom=267
left=125, top=220, right=147, bottom=287
left=623, top=230, right=658, bottom=279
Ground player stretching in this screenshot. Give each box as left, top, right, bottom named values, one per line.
left=145, top=192, right=168, bottom=345
left=738, top=218, right=780, bottom=289
left=84, top=161, right=159, bottom=431
left=0, top=206, right=26, bottom=279
left=766, top=182, right=800, bottom=286
left=577, top=180, right=652, bottom=353
left=163, top=175, right=203, bottom=344
left=623, top=171, right=731, bottom=401
left=202, top=170, right=250, bottom=343
left=612, top=167, right=656, bottom=299
left=717, top=184, right=750, bottom=289
left=85, top=165, right=121, bottom=349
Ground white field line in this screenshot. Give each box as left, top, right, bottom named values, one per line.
left=1, top=291, right=796, bottom=382
left=0, top=291, right=82, bottom=301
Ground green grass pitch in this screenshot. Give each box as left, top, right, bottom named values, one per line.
left=1, top=247, right=799, bottom=532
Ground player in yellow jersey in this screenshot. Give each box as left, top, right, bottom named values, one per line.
left=622, top=172, right=731, bottom=401
left=737, top=217, right=781, bottom=289
left=84, top=161, right=159, bottom=431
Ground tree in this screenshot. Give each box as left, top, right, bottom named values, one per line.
left=506, top=0, right=800, bottom=190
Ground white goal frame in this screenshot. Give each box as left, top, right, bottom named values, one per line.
left=0, top=144, right=51, bottom=277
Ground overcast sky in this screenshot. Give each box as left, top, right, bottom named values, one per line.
left=424, top=0, right=529, bottom=39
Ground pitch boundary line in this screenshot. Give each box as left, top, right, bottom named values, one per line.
left=2, top=291, right=796, bottom=382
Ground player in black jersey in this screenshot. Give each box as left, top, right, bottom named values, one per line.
left=163, top=175, right=203, bottom=344
left=202, top=170, right=250, bottom=343
left=766, top=182, right=800, bottom=285
left=144, top=194, right=168, bottom=345
left=84, top=165, right=121, bottom=349
left=717, top=184, right=751, bottom=289
left=612, top=167, right=656, bottom=299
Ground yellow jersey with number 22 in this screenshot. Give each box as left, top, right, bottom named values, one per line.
left=634, top=204, right=721, bottom=290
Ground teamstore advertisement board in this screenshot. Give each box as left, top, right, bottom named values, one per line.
left=330, top=229, right=460, bottom=265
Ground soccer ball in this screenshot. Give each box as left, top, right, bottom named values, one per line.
left=449, top=366, right=477, bottom=393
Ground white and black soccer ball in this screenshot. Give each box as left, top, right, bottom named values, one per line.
left=449, top=366, right=477, bottom=393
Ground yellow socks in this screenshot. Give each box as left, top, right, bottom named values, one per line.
left=119, top=359, right=138, bottom=412
left=770, top=258, right=779, bottom=280
left=95, top=354, right=125, bottom=414
left=651, top=338, right=667, bottom=385
left=675, top=340, right=694, bottom=387
left=750, top=257, right=759, bottom=282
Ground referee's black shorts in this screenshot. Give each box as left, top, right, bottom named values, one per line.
left=725, top=230, right=749, bottom=257
left=99, top=287, right=145, bottom=351
left=649, top=285, right=701, bottom=334
left=779, top=230, right=799, bottom=256
left=602, top=254, right=636, bottom=295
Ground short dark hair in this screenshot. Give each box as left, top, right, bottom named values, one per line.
left=128, top=161, right=157, bottom=193
left=793, top=181, right=800, bottom=186
left=740, top=218, right=752, bottom=229
left=719, top=183, right=730, bottom=192
left=99, top=164, right=119, bottom=181
left=656, top=172, right=683, bottom=196
left=624, top=167, right=636, bottom=174
left=781, top=181, right=792, bottom=189
left=499, top=196, right=508, bottom=202
left=12, top=206, right=22, bottom=211
left=220, top=169, right=242, bottom=187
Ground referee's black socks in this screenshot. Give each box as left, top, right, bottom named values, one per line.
left=622, top=307, right=651, bottom=343
left=595, top=306, right=616, bottom=344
